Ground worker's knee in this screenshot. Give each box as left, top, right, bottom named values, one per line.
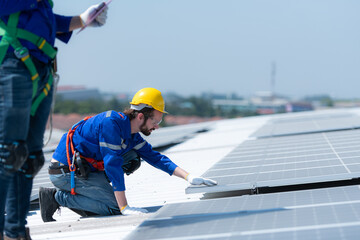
left=20, top=151, right=45, bottom=178
left=0, top=141, right=29, bottom=172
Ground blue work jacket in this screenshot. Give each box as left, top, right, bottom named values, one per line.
left=53, top=111, right=178, bottom=192
left=0, top=0, right=73, bottom=63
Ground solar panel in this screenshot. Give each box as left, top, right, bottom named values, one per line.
left=187, top=129, right=360, bottom=194
left=251, top=112, right=360, bottom=138
left=126, top=185, right=360, bottom=240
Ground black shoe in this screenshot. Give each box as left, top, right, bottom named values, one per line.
left=69, top=208, right=98, bottom=217
left=39, top=187, right=59, bottom=222
left=17, top=227, right=32, bottom=240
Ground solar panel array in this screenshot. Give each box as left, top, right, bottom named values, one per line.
left=31, top=110, right=360, bottom=240
left=126, top=111, right=360, bottom=240
left=126, top=185, right=360, bottom=240
left=186, top=128, right=360, bottom=194
left=251, top=112, right=360, bottom=138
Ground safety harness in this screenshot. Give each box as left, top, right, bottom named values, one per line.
left=0, top=2, right=57, bottom=116
left=65, top=113, right=141, bottom=195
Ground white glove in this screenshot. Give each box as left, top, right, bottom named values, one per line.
left=80, top=2, right=108, bottom=27
left=121, top=205, right=148, bottom=215
left=186, top=174, right=217, bottom=186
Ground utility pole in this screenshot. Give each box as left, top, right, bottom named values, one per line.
left=271, top=61, right=276, bottom=99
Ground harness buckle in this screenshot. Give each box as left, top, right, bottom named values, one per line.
left=14, top=47, right=29, bottom=59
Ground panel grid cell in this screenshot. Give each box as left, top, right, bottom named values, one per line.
left=187, top=129, right=360, bottom=194
left=126, top=186, right=360, bottom=240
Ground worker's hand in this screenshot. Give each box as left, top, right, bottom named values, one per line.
left=121, top=205, right=148, bottom=215
left=80, top=2, right=108, bottom=27
left=186, top=174, right=217, bottom=186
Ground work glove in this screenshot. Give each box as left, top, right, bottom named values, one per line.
left=121, top=205, right=148, bottom=215
left=80, top=2, right=108, bottom=27
left=186, top=174, right=218, bottom=186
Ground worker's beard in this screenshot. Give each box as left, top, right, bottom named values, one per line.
left=140, top=121, right=154, bottom=136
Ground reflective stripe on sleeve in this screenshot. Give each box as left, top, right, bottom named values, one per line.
left=121, top=139, right=127, bottom=149
left=99, top=141, right=122, bottom=151
left=133, top=141, right=146, bottom=150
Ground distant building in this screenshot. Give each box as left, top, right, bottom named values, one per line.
left=212, top=99, right=254, bottom=112
left=202, top=92, right=243, bottom=100
left=56, top=85, right=102, bottom=101
left=213, top=91, right=313, bottom=115
left=286, top=102, right=314, bottom=112
left=102, top=92, right=130, bottom=102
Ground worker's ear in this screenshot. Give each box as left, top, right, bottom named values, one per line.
left=137, top=112, right=145, bottom=121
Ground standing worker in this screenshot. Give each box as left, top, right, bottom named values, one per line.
left=39, top=87, right=217, bottom=221
left=0, top=1, right=109, bottom=239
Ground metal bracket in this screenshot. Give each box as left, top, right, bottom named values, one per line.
left=251, top=183, right=258, bottom=195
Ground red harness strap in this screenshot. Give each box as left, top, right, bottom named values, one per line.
left=80, top=155, right=104, bottom=171
left=66, top=116, right=92, bottom=195
left=66, top=116, right=92, bottom=171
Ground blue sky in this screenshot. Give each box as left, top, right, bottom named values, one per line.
left=53, top=0, right=360, bottom=98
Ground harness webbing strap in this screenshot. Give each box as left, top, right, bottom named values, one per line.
left=0, top=12, right=20, bottom=64
left=48, top=0, right=54, bottom=8
left=81, top=155, right=105, bottom=171
left=0, top=11, right=58, bottom=116
left=0, top=36, right=9, bottom=64
left=7, top=12, right=19, bottom=35
left=15, top=29, right=57, bottom=58
left=0, top=21, right=57, bottom=61
left=66, top=116, right=93, bottom=195
left=15, top=47, right=40, bottom=98
left=31, top=73, right=53, bottom=115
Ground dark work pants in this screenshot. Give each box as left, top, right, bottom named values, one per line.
left=0, top=53, right=53, bottom=238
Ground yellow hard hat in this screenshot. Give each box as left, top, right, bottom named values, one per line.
left=130, top=88, right=168, bottom=113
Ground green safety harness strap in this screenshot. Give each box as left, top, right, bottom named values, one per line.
left=31, top=73, right=53, bottom=116
left=0, top=10, right=57, bottom=116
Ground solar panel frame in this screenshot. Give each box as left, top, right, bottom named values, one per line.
left=126, top=186, right=360, bottom=240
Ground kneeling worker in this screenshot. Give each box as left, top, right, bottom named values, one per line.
left=39, top=87, right=217, bottom=221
